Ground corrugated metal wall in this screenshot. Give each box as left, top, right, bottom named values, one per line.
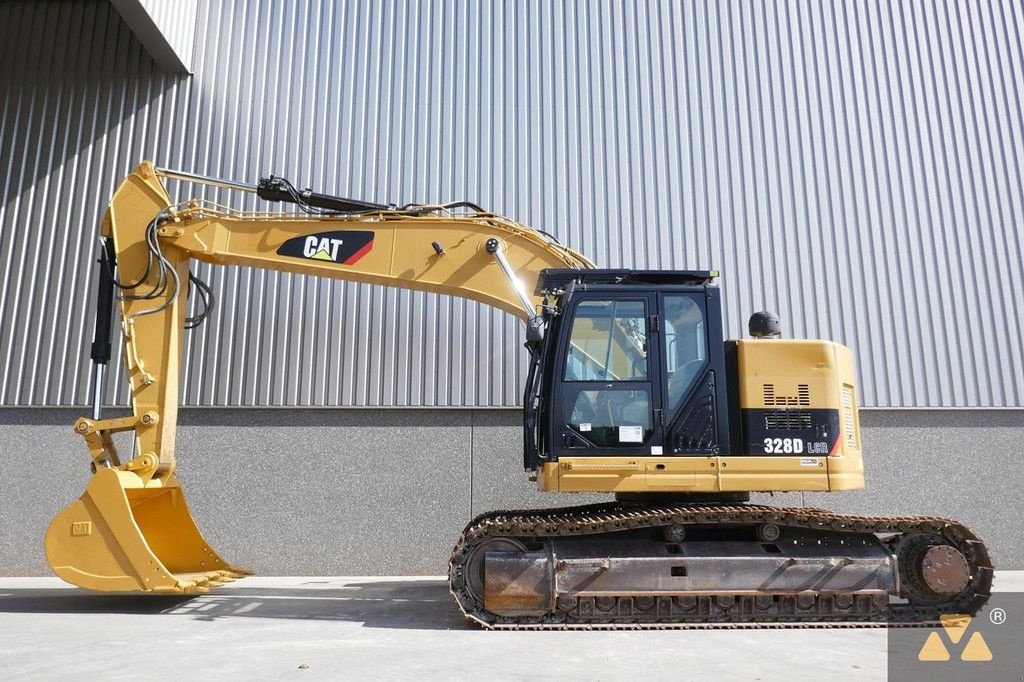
left=1, top=0, right=1022, bottom=409
left=135, top=0, right=199, bottom=72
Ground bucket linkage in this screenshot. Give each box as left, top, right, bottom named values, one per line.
left=45, top=414, right=249, bottom=594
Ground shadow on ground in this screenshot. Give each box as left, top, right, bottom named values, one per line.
left=0, top=579, right=470, bottom=630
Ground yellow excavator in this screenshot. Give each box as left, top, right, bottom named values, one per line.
left=45, top=162, right=992, bottom=628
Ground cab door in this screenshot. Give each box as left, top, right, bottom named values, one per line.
left=660, top=290, right=728, bottom=454
left=550, top=294, right=664, bottom=457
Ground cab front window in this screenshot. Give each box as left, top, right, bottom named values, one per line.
left=562, top=299, right=653, bottom=447
left=564, top=300, right=647, bottom=381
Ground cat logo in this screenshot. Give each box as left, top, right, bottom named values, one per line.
left=917, top=614, right=993, bottom=662
left=303, top=236, right=345, bottom=261
left=276, top=230, right=374, bottom=265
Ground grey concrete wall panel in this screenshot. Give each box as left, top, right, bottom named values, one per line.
left=1, top=0, right=1023, bottom=408
left=468, top=409, right=604, bottom=515
left=2, top=407, right=1021, bottom=575
left=2, top=408, right=474, bottom=576
left=110, top=0, right=200, bottom=72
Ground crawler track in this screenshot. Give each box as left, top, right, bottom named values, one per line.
left=448, top=502, right=993, bottom=630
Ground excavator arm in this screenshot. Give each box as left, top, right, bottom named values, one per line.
left=46, top=161, right=591, bottom=593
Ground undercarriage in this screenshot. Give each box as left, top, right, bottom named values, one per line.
left=448, top=502, right=993, bottom=629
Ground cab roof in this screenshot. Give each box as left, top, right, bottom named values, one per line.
left=536, top=268, right=718, bottom=294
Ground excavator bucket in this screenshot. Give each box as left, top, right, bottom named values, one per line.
left=45, top=468, right=248, bottom=594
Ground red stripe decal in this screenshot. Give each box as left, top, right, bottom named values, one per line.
left=343, top=239, right=374, bottom=265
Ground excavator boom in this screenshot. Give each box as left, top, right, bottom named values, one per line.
left=46, top=162, right=591, bottom=594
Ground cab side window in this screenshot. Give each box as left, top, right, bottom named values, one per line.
left=663, top=294, right=707, bottom=415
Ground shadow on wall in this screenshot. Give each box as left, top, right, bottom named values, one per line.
left=0, top=0, right=191, bottom=406
left=0, top=0, right=189, bottom=215
left=0, top=579, right=470, bottom=631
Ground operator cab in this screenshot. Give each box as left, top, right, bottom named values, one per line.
left=524, top=269, right=731, bottom=468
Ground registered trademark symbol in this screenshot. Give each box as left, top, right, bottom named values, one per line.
left=990, top=607, right=1007, bottom=625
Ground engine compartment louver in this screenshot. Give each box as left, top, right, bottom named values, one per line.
left=762, top=383, right=810, bottom=407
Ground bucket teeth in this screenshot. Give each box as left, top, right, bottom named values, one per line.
left=216, top=569, right=251, bottom=582
left=171, top=570, right=237, bottom=589
left=150, top=573, right=238, bottom=595
left=151, top=584, right=210, bottom=595
left=148, top=570, right=247, bottom=594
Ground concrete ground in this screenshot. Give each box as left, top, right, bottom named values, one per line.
left=1, top=574, right=1021, bottom=681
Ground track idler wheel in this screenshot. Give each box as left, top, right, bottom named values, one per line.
left=920, top=545, right=971, bottom=595
left=897, top=534, right=972, bottom=604
left=462, top=537, right=530, bottom=607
